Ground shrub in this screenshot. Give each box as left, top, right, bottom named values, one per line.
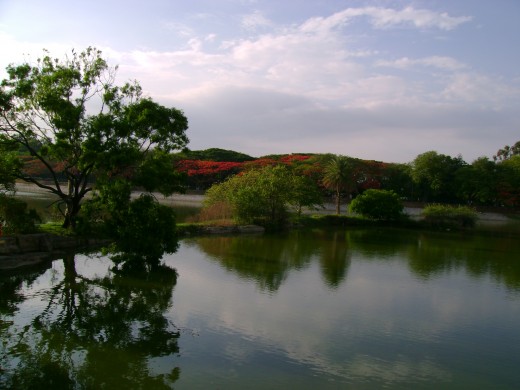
left=0, top=194, right=41, bottom=235
left=109, top=194, right=179, bottom=269
left=421, top=204, right=477, bottom=228
left=349, top=189, right=404, bottom=221
left=203, top=165, right=322, bottom=229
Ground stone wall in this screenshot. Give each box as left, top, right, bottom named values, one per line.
left=0, top=234, right=109, bottom=270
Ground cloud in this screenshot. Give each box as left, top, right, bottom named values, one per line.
left=1, top=3, right=517, bottom=163
left=442, top=72, right=520, bottom=109
left=171, top=84, right=518, bottom=162
left=376, top=56, right=467, bottom=71
left=241, top=10, right=272, bottom=31
left=300, top=6, right=472, bottom=34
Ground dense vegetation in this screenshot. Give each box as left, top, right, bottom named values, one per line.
left=0, top=47, right=188, bottom=268
left=203, top=164, right=322, bottom=227
left=0, top=47, right=188, bottom=231
left=176, top=147, right=520, bottom=209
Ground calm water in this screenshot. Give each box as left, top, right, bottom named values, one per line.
left=1, top=228, right=520, bottom=389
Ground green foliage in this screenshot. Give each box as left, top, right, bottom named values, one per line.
left=0, top=140, right=21, bottom=193
left=0, top=194, right=41, bottom=234
left=0, top=47, right=188, bottom=229
left=291, top=174, right=324, bottom=216
left=421, top=204, right=478, bottom=228
left=204, top=164, right=322, bottom=228
left=175, top=148, right=254, bottom=162
left=494, top=140, right=520, bottom=161
left=322, top=155, right=354, bottom=215
left=78, top=180, right=178, bottom=269
left=349, top=189, right=404, bottom=221
left=132, top=150, right=186, bottom=195
left=411, top=151, right=466, bottom=202
left=109, top=194, right=179, bottom=270
left=455, top=157, right=498, bottom=205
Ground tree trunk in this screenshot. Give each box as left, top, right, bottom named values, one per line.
left=62, top=197, right=81, bottom=229
left=335, top=187, right=341, bottom=215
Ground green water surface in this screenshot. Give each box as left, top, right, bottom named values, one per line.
left=1, top=228, right=520, bottom=389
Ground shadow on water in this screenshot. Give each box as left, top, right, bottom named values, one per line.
left=0, top=253, right=181, bottom=389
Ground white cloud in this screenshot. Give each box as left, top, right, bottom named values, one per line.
left=376, top=56, right=467, bottom=71
left=362, top=6, right=472, bottom=30
left=2, top=3, right=518, bottom=163
left=442, top=72, right=520, bottom=109
left=241, top=10, right=272, bottom=31
left=299, top=6, right=472, bottom=34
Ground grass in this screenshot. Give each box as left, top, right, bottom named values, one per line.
left=421, top=204, right=478, bottom=228
left=37, top=222, right=76, bottom=236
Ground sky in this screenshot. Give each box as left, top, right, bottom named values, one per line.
left=1, top=0, right=519, bottom=163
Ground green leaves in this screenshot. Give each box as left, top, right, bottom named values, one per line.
left=204, top=164, right=322, bottom=228
left=0, top=47, right=189, bottom=229
left=349, top=189, right=404, bottom=221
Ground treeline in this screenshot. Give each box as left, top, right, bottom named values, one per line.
left=16, top=144, right=520, bottom=208
left=170, top=145, right=520, bottom=208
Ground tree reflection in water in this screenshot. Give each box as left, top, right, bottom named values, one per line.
left=193, top=230, right=352, bottom=292
left=193, top=228, right=520, bottom=293
left=0, top=253, right=180, bottom=389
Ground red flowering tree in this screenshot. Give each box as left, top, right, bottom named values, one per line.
left=176, top=160, right=243, bottom=189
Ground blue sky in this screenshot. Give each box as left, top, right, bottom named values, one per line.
left=1, top=0, right=519, bottom=162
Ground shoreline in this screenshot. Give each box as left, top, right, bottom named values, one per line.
left=12, top=182, right=517, bottom=225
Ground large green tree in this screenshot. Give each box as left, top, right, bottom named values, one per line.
left=0, top=47, right=188, bottom=229
left=204, top=164, right=322, bottom=227
left=455, top=157, right=498, bottom=205
left=410, top=151, right=466, bottom=202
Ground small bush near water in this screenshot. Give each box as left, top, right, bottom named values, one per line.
left=422, top=204, right=477, bottom=228
left=349, top=189, right=404, bottom=221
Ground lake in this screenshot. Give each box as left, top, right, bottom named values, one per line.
left=1, top=227, right=520, bottom=389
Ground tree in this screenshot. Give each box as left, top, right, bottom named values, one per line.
left=204, top=164, right=322, bottom=228
left=0, top=254, right=181, bottom=388
left=493, top=141, right=520, bottom=161
left=290, top=174, right=323, bottom=216
left=349, top=189, right=404, bottom=221
left=0, top=142, right=20, bottom=194
left=410, top=151, right=466, bottom=202
left=455, top=157, right=498, bottom=205
left=322, top=155, right=353, bottom=215
left=0, top=47, right=188, bottom=229
left=496, top=155, right=520, bottom=207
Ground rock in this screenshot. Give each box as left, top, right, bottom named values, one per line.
left=237, top=225, right=265, bottom=234
left=17, top=234, right=44, bottom=252
left=0, top=237, right=21, bottom=254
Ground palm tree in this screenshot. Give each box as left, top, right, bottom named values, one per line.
left=322, top=155, right=352, bottom=215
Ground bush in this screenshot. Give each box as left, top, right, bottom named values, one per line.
left=0, top=194, right=41, bottom=235
left=421, top=204, right=477, bottom=228
left=203, top=165, right=321, bottom=229
left=108, top=194, right=179, bottom=267
left=349, top=189, right=404, bottom=221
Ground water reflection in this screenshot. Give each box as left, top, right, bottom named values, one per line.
left=173, top=228, right=520, bottom=388
left=193, top=230, right=353, bottom=292
left=0, top=254, right=180, bottom=389
left=192, top=228, right=520, bottom=293
left=2, top=228, right=520, bottom=388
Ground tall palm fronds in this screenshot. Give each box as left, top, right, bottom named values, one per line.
left=322, top=155, right=352, bottom=214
